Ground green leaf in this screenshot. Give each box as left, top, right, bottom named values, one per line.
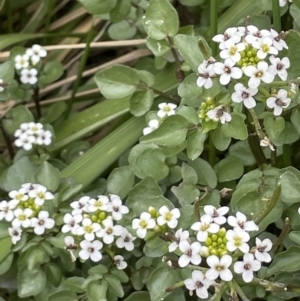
left=0, top=252, right=13, bottom=275
left=279, top=167, right=300, bottom=204
left=88, top=264, right=108, bottom=276
left=144, top=236, right=168, bottom=257
left=212, top=127, right=231, bottom=151
left=18, top=268, right=47, bottom=297
left=132, top=149, right=169, bottom=181
left=48, top=290, right=77, bottom=301
left=229, top=141, right=256, bottom=166
left=39, top=102, right=66, bottom=124
left=178, top=73, right=202, bottom=98
left=0, top=61, right=14, bottom=81
left=0, top=237, right=12, bottom=262
left=2, top=106, right=34, bottom=135
left=0, top=33, right=45, bottom=51
left=182, top=162, right=198, bottom=184
left=77, top=0, right=117, bottom=14
left=176, top=106, right=199, bottom=125
left=104, top=274, right=124, bottom=298
left=214, top=156, right=244, bottom=182
left=110, top=268, right=129, bottom=283
left=146, top=37, right=170, bottom=57
left=0, top=222, right=10, bottom=239
left=124, top=291, right=151, bottom=301
left=140, top=115, right=188, bottom=146
left=0, top=157, right=38, bottom=192
left=143, top=0, right=179, bottom=40
left=106, top=166, right=134, bottom=198
left=189, top=158, right=217, bottom=188
left=34, top=161, right=60, bottom=192
left=221, top=113, right=247, bottom=140
left=94, top=65, right=140, bottom=99
left=63, top=277, right=85, bottom=293
left=290, top=4, right=300, bottom=28
left=27, top=246, right=47, bottom=271
left=289, top=231, right=300, bottom=245
left=39, top=61, right=64, bottom=86
left=264, top=115, right=285, bottom=140
left=130, top=90, right=154, bottom=117
left=291, top=108, right=300, bottom=135
left=147, top=267, right=178, bottom=301
left=186, top=129, right=206, bottom=160
left=44, top=263, right=62, bottom=287
left=109, top=0, right=131, bottom=23
left=173, top=34, right=204, bottom=72
left=137, top=70, right=155, bottom=87
left=171, top=182, right=200, bottom=205
left=108, top=20, right=137, bottom=40
left=87, top=281, right=108, bottom=301
left=267, top=246, right=300, bottom=276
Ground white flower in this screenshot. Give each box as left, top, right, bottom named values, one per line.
left=28, top=185, right=54, bottom=206
left=14, top=133, right=36, bottom=151
left=220, top=41, right=245, bottom=63
left=244, top=61, right=275, bottom=89
left=226, top=228, right=250, bottom=253
left=27, top=122, right=43, bottom=135
left=270, top=29, right=288, bottom=51
left=234, top=253, right=261, bottom=283
left=31, top=211, right=55, bottom=235
left=157, top=206, right=180, bottom=229
left=36, top=130, right=52, bottom=146
left=0, top=200, right=19, bottom=222
left=12, top=208, right=33, bottom=228
left=132, top=212, right=156, bottom=238
left=157, top=103, right=177, bottom=118
left=20, top=68, right=38, bottom=85
left=231, top=83, right=258, bottom=109
left=79, top=240, right=103, bottom=262
left=184, top=271, right=213, bottom=299
left=96, top=218, right=123, bottom=244
left=197, top=61, right=215, bottom=89
left=203, top=205, right=229, bottom=225
left=76, top=218, right=101, bottom=241
left=0, top=79, right=4, bottom=92
left=64, top=236, right=77, bottom=249
left=178, top=240, right=202, bottom=267
left=114, top=255, right=127, bottom=270
left=252, top=37, right=278, bottom=59
left=21, top=183, right=39, bottom=193
left=206, top=105, right=232, bottom=124
left=212, top=27, right=241, bottom=49
left=143, top=119, right=159, bottom=135
left=168, top=228, right=189, bottom=252
left=70, top=196, right=91, bottom=215
left=14, top=123, right=29, bottom=137
left=88, top=195, right=109, bottom=212
left=268, top=56, right=290, bottom=81
left=227, top=212, right=259, bottom=232
left=245, top=25, right=270, bottom=44
left=206, top=255, right=233, bottom=281
left=260, top=137, right=275, bottom=151
left=266, top=89, right=291, bottom=116
left=9, top=188, right=28, bottom=202
left=8, top=227, right=22, bottom=244
left=255, top=238, right=272, bottom=262
left=26, top=44, right=47, bottom=64
left=191, top=215, right=219, bottom=242
left=106, top=194, right=129, bottom=220
left=116, top=228, right=136, bottom=251
left=14, top=54, right=29, bottom=69
left=214, top=59, right=243, bottom=85
left=62, top=213, right=83, bottom=234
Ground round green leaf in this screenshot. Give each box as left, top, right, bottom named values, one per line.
left=108, top=20, right=137, bottom=40
left=178, top=73, right=202, bottom=98
left=144, top=236, right=168, bottom=257
left=87, top=281, right=108, bottom=301
left=0, top=252, right=13, bottom=275
left=146, top=37, right=170, bottom=57
left=27, top=246, right=47, bottom=271
left=34, top=161, right=60, bottom=192
left=94, top=65, right=140, bottom=99
left=221, top=113, right=247, bottom=140
left=143, top=0, right=179, bottom=40
left=171, top=182, right=200, bottom=205
left=279, top=167, right=300, bottom=204
left=140, top=115, right=188, bottom=146
left=214, top=155, right=244, bottom=182
left=39, top=61, right=64, bottom=86
left=213, top=127, right=231, bottom=151
left=264, top=115, right=285, bottom=140
left=186, top=129, right=206, bottom=160
left=44, top=263, right=62, bottom=287
left=0, top=61, right=14, bottom=81
left=289, top=231, right=300, bottom=245
left=77, top=0, right=117, bottom=14
left=176, top=106, right=199, bottom=125
left=109, top=0, right=131, bottom=23
left=0, top=237, right=12, bottom=262
left=104, top=274, right=124, bottom=298
left=18, top=268, right=47, bottom=297
left=124, top=292, right=151, bottom=301
left=130, top=90, right=154, bottom=117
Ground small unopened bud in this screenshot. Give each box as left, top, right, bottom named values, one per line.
left=148, top=206, right=157, bottom=217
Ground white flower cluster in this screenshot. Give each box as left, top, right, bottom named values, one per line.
left=63, top=194, right=132, bottom=268
left=14, top=44, right=47, bottom=85
left=0, top=184, right=55, bottom=244
left=132, top=205, right=180, bottom=238
left=165, top=205, right=271, bottom=299
left=143, top=103, right=177, bottom=135
left=14, top=122, right=52, bottom=150
left=197, top=25, right=291, bottom=124
left=279, top=0, right=292, bottom=6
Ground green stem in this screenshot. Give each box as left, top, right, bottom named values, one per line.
left=228, top=281, right=239, bottom=301
left=272, top=0, right=281, bottom=32
left=0, top=119, right=14, bottom=159
left=166, top=36, right=184, bottom=81
left=248, top=109, right=265, bottom=140
left=254, top=183, right=281, bottom=225
left=209, top=130, right=216, bottom=166
left=194, top=197, right=200, bottom=221
left=282, top=144, right=291, bottom=167
left=210, top=0, right=218, bottom=57
left=33, top=87, right=41, bottom=119
left=165, top=281, right=185, bottom=292
left=233, top=280, right=249, bottom=301
left=44, top=0, right=56, bottom=44
left=6, top=0, right=13, bottom=33
left=248, top=135, right=267, bottom=166
left=65, top=21, right=95, bottom=118
left=137, top=85, right=180, bottom=102
left=273, top=217, right=290, bottom=247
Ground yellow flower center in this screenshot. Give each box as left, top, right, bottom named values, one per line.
left=139, top=220, right=148, bottom=228
left=84, top=226, right=93, bottom=233
left=165, top=212, right=172, bottom=221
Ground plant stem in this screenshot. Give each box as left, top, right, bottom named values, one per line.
left=282, top=144, right=291, bottom=167
left=228, top=281, right=239, bottom=301
left=165, top=281, right=185, bottom=292
left=0, top=119, right=14, bottom=159
left=210, top=0, right=218, bottom=57
left=254, top=183, right=281, bottom=225
left=65, top=21, right=95, bottom=118
left=194, top=197, right=200, bottom=220
left=166, top=36, right=182, bottom=72
left=248, top=109, right=265, bottom=140
left=273, top=217, right=290, bottom=247
left=33, top=87, right=42, bottom=119
left=272, top=0, right=281, bottom=32
left=233, top=280, right=249, bottom=301
left=209, top=130, right=216, bottom=166
left=138, top=85, right=180, bottom=102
